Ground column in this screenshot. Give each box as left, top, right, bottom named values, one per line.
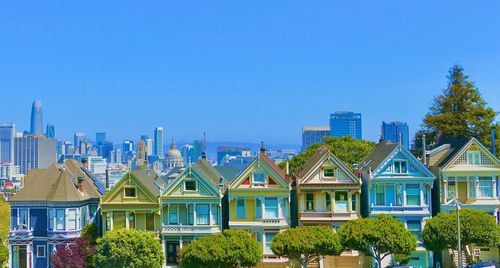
left=193, top=203, right=197, bottom=226
left=443, top=180, right=448, bottom=203
left=161, top=237, right=166, bottom=267
left=110, top=211, right=114, bottom=231
left=348, top=191, right=352, bottom=212
left=492, top=177, right=497, bottom=199
left=475, top=176, right=479, bottom=198
left=419, top=183, right=424, bottom=206
left=125, top=211, right=129, bottom=229
left=403, top=186, right=407, bottom=206
left=331, top=191, right=335, bottom=213
left=278, top=198, right=282, bottom=219
left=209, top=204, right=213, bottom=225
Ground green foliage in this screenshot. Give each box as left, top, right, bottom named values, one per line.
left=180, top=229, right=262, bottom=268
left=93, top=229, right=164, bottom=268
left=271, top=226, right=342, bottom=266
left=279, top=136, right=376, bottom=175
left=0, top=239, right=8, bottom=268
left=338, top=214, right=417, bottom=267
left=81, top=223, right=98, bottom=245
left=418, top=64, right=498, bottom=156
left=0, top=197, right=10, bottom=240
left=423, top=209, right=500, bottom=252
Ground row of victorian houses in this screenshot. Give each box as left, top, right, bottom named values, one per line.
left=7, top=137, right=500, bottom=268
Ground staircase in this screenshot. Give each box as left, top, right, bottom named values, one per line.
left=451, top=249, right=469, bottom=267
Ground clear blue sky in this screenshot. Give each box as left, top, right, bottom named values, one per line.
left=1, top=1, right=499, bottom=145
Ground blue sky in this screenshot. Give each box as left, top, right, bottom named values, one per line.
left=1, top=1, right=499, bottom=145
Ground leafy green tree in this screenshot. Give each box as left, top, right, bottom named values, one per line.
left=271, top=226, right=342, bottom=268
left=93, top=229, right=164, bottom=268
left=416, top=64, right=498, bottom=156
left=0, top=239, right=8, bottom=268
left=180, top=229, right=262, bottom=268
left=338, top=214, right=417, bottom=268
left=423, top=209, right=500, bottom=253
left=0, top=197, right=10, bottom=267
left=279, top=136, right=376, bottom=176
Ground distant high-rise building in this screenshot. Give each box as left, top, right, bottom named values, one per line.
left=301, top=126, right=330, bottom=152
left=122, top=140, right=133, bottom=153
left=329, top=111, right=362, bottom=139
left=145, top=138, right=154, bottom=156
left=192, top=139, right=204, bottom=161
left=0, top=124, right=15, bottom=164
left=181, top=144, right=194, bottom=164
left=141, top=135, right=149, bottom=141
left=45, top=124, right=55, bottom=139
left=96, top=132, right=106, bottom=146
left=217, top=146, right=251, bottom=165
left=14, top=135, right=57, bottom=174
left=154, top=127, right=164, bottom=158
left=136, top=140, right=147, bottom=166
left=102, top=142, right=114, bottom=162
left=115, top=148, right=122, bottom=164
left=381, top=121, right=410, bottom=149
left=74, top=132, right=86, bottom=153
left=30, top=100, right=43, bottom=135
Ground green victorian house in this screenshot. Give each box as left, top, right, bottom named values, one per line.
left=161, top=157, right=226, bottom=266
left=100, top=167, right=164, bottom=235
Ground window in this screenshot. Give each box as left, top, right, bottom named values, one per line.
left=448, top=179, right=456, bottom=198
left=80, top=206, right=87, bottom=228
left=37, top=245, right=45, bottom=258
left=19, top=209, right=28, bottom=228
left=326, top=193, right=332, bottom=211
left=48, top=209, right=54, bottom=230
left=188, top=205, right=194, bottom=225
left=306, top=193, right=314, bottom=211
left=236, top=199, right=246, bottom=218
left=106, top=214, right=111, bottom=231
left=467, top=151, right=481, bottom=165
left=212, top=205, right=219, bottom=225
left=323, top=168, right=335, bottom=177
left=424, top=186, right=429, bottom=205
left=196, top=205, right=210, bottom=225
left=395, top=184, right=403, bottom=206
left=351, top=193, right=357, bottom=211
left=253, top=172, right=265, bottom=184
left=255, top=198, right=262, bottom=219
left=56, top=209, right=65, bottom=230
left=375, top=185, right=385, bottom=206
left=146, top=213, right=155, bottom=230
left=264, top=197, right=278, bottom=219
left=479, top=177, right=493, bottom=198
left=169, top=205, right=178, bottom=224
left=129, top=212, right=135, bottom=229
left=68, top=209, right=77, bottom=230
left=185, top=181, right=196, bottom=191
left=124, top=187, right=136, bottom=197
left=89, top=206, right=97, bottom=220
left=335, top=191, right=348, bottom=212
left=468, top=179, right=476, bottom=199
left=406, top=184, right=420, bottom=206
left=113, top=211, right=126, bottom=229
left=407, top=220, right=422, bottom=240
left=265, top=232, right=277, bottom=254
left=394, top=161, right=407, bottom=174
left=281, top=198, right=287, bottom=218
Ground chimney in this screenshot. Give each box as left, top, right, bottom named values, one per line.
left=260, top=141, right=266, bottom=155
left=105, top=168, right=110, bottom=190
left=422, top=134, right=427, bottom=165
left=492, top=126, right=496, bottom=155
left=77, top=176, right=84, bottom=193
left=82, top=157, right=89, bottom=169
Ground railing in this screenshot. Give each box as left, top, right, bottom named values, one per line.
left=47, top=230, right=81, bottom=239
left=371, top=205, right=429, bottom=212
left=162, top=225, right=220, bottom=234
left=262, top=218, right=288, bottom=225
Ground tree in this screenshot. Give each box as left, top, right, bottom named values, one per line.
left=51, top=224, right=98, bottom=268
left=180, top=229, right=262, bottom=268
left=0, top=197, right=10, bottom=267
left=279, top=136, right=376, bottom=176
left=271, top=226, right=342, bottom=268
left=417, top=64, right=498, bottom=156
left=93, top=229, right=164, bottom=268
left=0, top=239, right=8, bottom=268
left=338, top=214, right=417, bottom=268
left=423, top=209, right=500, bottom=254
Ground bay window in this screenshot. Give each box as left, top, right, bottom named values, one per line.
left=56, top=209, right=65, bottom=230
left=113, top=211, right=125, bottom=229
left=281, top=198, right=287, bottom=218
left=212, top=205, right=219, bottom=225
left=264, top=197, right=278, bottom=219
left=128, top=212, right=135, bottom=229
left=326, top=193, right=331, bottom=211
left=479, top=177, right=493, bottom=198
left=255, top=198, right=262, bottom=219
left=188, top=205, right=194, bottom=225
left=406, top=184, right=420, bottom=206
left=335, top=191, right=348, bottom=212
left=19, top=209, right=29, bottom=228
left=196, top=204, right=210, bottom=225
left=395, top=184, right=403, bottom=206
left=375, top=185, right=385, bottom=206
left=236, top=199, right=246, bottom=218
left=48, top=209, right=55, bottom=230
left=305, top=193, right=314, bottom=211
left=146, top=213, right=155, bottom=230
left=169, top=205, right=178, bottom=224
left=68, top=209, right=77, bottom=230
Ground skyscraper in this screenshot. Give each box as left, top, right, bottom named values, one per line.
left=30, top=100, right=43, bottom=134
left=0, top=124, right=15, bottom=164
left=329, top=111, right=362, bottom=139
left=74, top=132, right=86, bottom=154
left=192, top=139, right=204, bottom=161
left=301, top=126, right=330, bottom=152
left=14, top=135, right=57, bottom=174
left=136, top=140, right=147, bottom=166
left=46, top=124, right=55, bottom=138
left=381, top=121, right=410, bottom=148
left=154, top=127, right=164, bottom=158
left=96, top=132, right=106, bottom=146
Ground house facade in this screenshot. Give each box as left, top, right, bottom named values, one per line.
left=360, top=141, right=436, bottom=268
left=295, top=145, right=362, bottom=267
left=428, top=137, right=500, bottom=266
left=161, top=158, right=225, bottom=266
left=8, top=160, right=103, bottom=268
left=228, top=146, right=291, bottom=264
left=100, top=168, right=163, bottom=235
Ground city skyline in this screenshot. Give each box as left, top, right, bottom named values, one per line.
left=1, top=2, right=499, bottom=144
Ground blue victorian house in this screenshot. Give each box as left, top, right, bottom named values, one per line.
left=359, top=140, right=436, bottom=268
left=8, top=159, right=103, bottom=268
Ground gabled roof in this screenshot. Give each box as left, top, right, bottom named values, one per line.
left=130, top=167, right=164, bottom=197
left=360, top=141, right=399, bottom=171
left=296, top=145, right=330, bottom=178
left=214, top=166, right=243, bottom=182
left=229, top=151, right=291, bottom=188
left=192, top=159, right=226, bottom=189
left=10, top=159, right=102, bottom=202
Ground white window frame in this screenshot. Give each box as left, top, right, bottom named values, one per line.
left=322, top=167, right=336, bottom=178
left=68, top=209, right=77, bottom=230
left=18, top=208, right=29, bottom=228
left=252, top=171, right=265, bottom=185
left=184, top=180, right=197, bottom=191
left=56, top=209, right=65, bottom=230
left=467, top=151, right=481, bottom=165
left=36, top=245, right=46, bottom=258
left=393, top=160, right=408, bottom=174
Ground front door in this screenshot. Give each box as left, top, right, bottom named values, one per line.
left=12, top=245, right=27, bottom=268
left=166, top=242, right=180, bottom=264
